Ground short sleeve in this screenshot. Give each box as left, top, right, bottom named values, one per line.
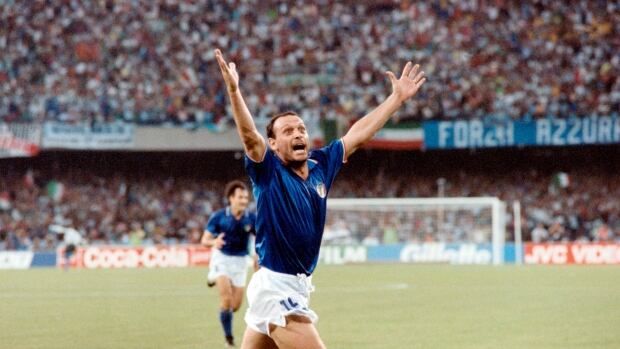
left=310, top=139, right=346, bottom=190
left=206, top=212, right=220, bottom=236
left=245, top=149, right=276, bottom=186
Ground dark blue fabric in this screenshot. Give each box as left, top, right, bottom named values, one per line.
left=245, top=140, right=345, bottom=275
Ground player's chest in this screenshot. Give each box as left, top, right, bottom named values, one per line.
left=220, top=217, right=252, bottom=234
left=275, top=168, right=327, bottom=203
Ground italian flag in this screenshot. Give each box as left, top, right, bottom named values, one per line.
left=365, top=126, right=424, bottom=150
left=47, top=180, right=65, bottom=202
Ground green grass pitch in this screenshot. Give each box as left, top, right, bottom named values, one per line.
left=1, top=264, right=619, bottom=348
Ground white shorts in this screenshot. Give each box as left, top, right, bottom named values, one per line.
left=207, top=249, right=249, bottom=288
left=244, top=267, right=318, bottom=335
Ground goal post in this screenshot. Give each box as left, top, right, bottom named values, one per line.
left=326, top=197, right=507, bottom=265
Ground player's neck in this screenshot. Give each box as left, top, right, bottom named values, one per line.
left=230, top=206, right=244, bottom=219
left=275, top=151, right=309, bottom=180
left=289, top=161, right=309, bottom=180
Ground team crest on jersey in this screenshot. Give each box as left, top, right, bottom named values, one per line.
left=244, top=224, right=252, bottom=232
left=315, top=183, right=327, bottom=198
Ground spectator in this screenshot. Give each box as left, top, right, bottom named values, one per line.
left=1, top=1, right=618, bottom=125
left=0, top=163, right=618, bottom=249
left=531, top=223, right=549, bottom=243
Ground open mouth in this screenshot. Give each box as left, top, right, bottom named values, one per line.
left=292, top=144, right=306, bottom=151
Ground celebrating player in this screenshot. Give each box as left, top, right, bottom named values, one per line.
left=214, top=48, right=425, bottom=349
left=201, top=180, right=256, bottom=348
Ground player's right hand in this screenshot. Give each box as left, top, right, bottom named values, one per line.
left=213, top=233, right=226, bottom=249
left=214, top=49, right=239, bottom=93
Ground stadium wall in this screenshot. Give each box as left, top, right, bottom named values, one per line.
left=57, top=245, right=212, bottom=269
left=6, top=116, right=620, bottom=156
left=524, top=243, right=620, bottom=265
left=38, top=118, right=323, bottom=151
left=2, top=119, right=422, bottom=154
left=4, top=243, right=620, bottom=269
left=322, top=243, right=620, bottom=265
left=319, top=243, right=511, bottom=265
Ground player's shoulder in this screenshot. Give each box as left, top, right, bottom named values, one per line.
left=246, top=147, right=276, bottom=165
left=309, top=139, right=344, bottom=163
left=211, top=207, right=228, bottom=218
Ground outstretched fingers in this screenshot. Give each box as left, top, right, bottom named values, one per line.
left=412, top=69, right=425, bottom=84
left=415, top=76, right=427, bottom=89
left=400, top=62, right=412, bottom=79
left=385, top=71, right=397, bottom=85
left=214, top=49, right=229, bottom=73
left=407, top=64, right=420, bottom=80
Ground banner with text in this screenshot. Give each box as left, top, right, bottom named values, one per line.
left=58, top=245, right=212, bottom=269
left=0, top=123, right=41, bottom=158
left=524, top=243, right=620, bottom=265
left=319, top=243, right=516, bottom=265
left=0, top=251, right=34, bottom=269
left=423, top=116, right=620, bottom=149
left=42, top=122, right=135, bottom=149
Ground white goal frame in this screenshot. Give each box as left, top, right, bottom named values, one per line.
left=327, top=197, right=507, bottom=265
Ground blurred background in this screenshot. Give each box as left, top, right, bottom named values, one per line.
left=1, top=1, right=620, bottom=348
left=1, top=0, right=618, bottom=256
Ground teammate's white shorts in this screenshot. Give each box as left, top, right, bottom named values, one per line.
left=244, top=267, right=318, bottom=335
left=207, top=249, right=249, bottom=288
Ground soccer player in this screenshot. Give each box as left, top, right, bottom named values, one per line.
left=201, top=180, right=256, bottom=348
left=50, top=224, right=84, bottom=271
left=214, top=48, right=425, bottom=349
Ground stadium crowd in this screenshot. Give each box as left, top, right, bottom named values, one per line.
left=1, top=167, right=617, bottom=251
left=1, top=0, right=619, bottom=126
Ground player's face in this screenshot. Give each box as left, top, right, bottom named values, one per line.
left=229, top=188, right=249, bottom=212
left=269, top=115, right=310, bottom=165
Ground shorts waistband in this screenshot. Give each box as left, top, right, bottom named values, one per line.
left=259, top=267, right=315, bottom=294
left=259, top=266, right=310, bottom=279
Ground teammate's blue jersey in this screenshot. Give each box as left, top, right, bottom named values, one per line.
left=205, top=207, right=256, bottom=257
left=245, top=139, right=346, bottom=275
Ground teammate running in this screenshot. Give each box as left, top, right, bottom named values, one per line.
left=202, top=180, right=256, bottom=347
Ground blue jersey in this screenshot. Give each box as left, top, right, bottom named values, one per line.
left=245, top=139, right=346, bottom=275
left=205, top=207, right=256, bottom=257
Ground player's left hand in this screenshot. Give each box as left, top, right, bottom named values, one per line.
left=252, top=255, right=259, bottom=271
left=385, top=62, right=426, bottom=104
left=213, top=233, right=226, bottom=249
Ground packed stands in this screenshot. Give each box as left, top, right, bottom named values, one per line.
left=1, top=1, right=618, bottom=126
left=1, top=148, right=617, bottom=251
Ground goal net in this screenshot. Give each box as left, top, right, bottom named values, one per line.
left=325, top=197, right=507, bottom=265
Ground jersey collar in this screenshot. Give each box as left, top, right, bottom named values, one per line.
left=307, top=158, right=318, bottom=171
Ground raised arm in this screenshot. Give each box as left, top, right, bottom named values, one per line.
left=342, top=62, right=426, bottom=159
left=214, top=49, right=266, bottom=161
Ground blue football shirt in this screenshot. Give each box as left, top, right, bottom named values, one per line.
left=205, top=207, right=256, bottom=256
left=245, top=139, right=346, bottom=275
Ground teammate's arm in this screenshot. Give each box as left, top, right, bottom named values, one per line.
left=342, top=62, right=426, bottom=159
left=252, top=254, right=259, bottom=271
left=214, top=49, right=266, bottom=162
left=201, top=231, right=226, bottom=249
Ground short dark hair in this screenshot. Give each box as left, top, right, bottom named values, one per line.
left=266, top=111, right=300, bottom=139
left=225, top=180, right=248, bottom=200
